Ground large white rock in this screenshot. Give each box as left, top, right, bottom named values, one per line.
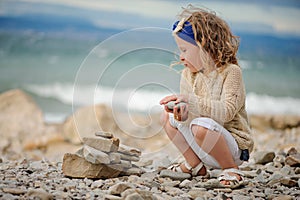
left=0, top=89, right=45, bottom=139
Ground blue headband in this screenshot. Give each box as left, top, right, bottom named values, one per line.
left=172, top=20, right=197, bottom=46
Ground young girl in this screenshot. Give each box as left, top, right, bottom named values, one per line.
left=160, top=6, right=254, bottom=188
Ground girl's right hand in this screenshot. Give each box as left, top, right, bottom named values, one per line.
left=159, top=95, right=178, bottom=113
left=159, top=94, right=177, bottom=105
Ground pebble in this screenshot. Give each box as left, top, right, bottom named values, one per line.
left=159, top=169, right=191, bottom=181
left=0, top=147, right=299, bottom=199
left=91, top=180, right=104, bottom=189
left=109, top=182, right=133, bottom=195
left=125, top=192, right=143, bottom=200
left=27, top=188, right=53, bottom=200
left=273, top=195, right=294, bottom=200
left=253, top=151, right=275, bottom=164
left=232, top=194, right=252, bottom=200
left=179, top=179, right=191, bottom=188
left=2, top=187, right=26, bottom=195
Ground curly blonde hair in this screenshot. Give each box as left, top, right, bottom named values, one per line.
left=178, top=5, right=239, bottom=68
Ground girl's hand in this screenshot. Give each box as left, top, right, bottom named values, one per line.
left=159, top=95, right=177, bottom=113
left=159, top=94, right=189, bottom=105
left=174, top=94, right=189, bottom=104
left=159, top=94, right=177, bottom=105
left=160, top=94, right=189, bottom=121
left=173, top=102, right=189, bottom=121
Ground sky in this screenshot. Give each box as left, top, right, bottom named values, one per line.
left=1, top=0, right=300, bottom=37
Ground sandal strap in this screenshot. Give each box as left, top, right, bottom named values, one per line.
left=218, top=168, right=244, bottom=182
left=218, top=173, right=239, bottom=182
left=183, top=161, right=193, bottom=171
left=168, top=163, right=183, bottom=173
left=191, top=162, right=204, bottom=176
left=222, top=168, right=244, bottom=176
left=168, top=161, right=206, bottom=177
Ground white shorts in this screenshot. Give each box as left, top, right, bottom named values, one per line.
left=169, top=114, right=243, bottom=168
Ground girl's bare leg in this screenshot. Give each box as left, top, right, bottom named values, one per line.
left=191, top=125, right=241, bottom=185
left=161, top=113, right=206, bottom=175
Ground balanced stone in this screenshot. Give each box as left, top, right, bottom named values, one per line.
left=75, top=147, right=84, bottom=157
left=119, top=160, right=132, bottom=168
left=82, top=137, right=119, bottom=152
left=109, top=152, right=121, bottom=164
left=95, top=131, right=114, bottom=139
left=109, top=162, right=132, bottom=171
left=118, top=144, right=141, bottom=157
left=119, top=153, right=140, bottom=162
left=83, top=145, right=110, bottom=164
left=120, top=167, right=144, bottom=176
left=62, top=153, right=122, bottom=179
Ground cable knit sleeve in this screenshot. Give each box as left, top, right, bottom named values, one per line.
left=188, top=65, right=246, bottom=125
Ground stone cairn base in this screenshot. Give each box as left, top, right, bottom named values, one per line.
left=62, top=131, right=143, bottom=179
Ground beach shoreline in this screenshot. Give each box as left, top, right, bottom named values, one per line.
left=1, top=89, right=299, bottom=199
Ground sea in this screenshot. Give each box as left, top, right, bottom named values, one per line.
left=1, top=26, right=300, bottom=123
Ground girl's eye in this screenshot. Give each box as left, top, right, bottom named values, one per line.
left=181, top=49, right=186, bottom=53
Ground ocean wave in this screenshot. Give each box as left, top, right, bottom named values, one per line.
left=25, top=83, right=300, bottom=115
left=246, top=92, right=300, bottom=115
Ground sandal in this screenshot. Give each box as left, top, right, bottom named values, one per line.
left=168, top=161, right=208, bottom=177
left=217, top=168, right=246, bottom=189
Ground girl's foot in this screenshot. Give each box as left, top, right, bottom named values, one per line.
left=218, top=168, right=245, bottom=188
left=168, top=161, right=207, bottom=176
left=220, top=172, right=241, bottom=185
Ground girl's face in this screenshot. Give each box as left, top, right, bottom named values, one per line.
left=175, top=35, right=204, bottom=73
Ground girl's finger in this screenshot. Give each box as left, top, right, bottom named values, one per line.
left=164, top=105, right=172, bottom=113
left=160, top=95, right=177, bottom=104
left=174, top=106, right=181, bottom=121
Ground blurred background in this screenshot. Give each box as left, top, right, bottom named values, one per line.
left=0, top=0, right=300, bottom=123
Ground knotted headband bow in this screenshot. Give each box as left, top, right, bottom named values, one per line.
left=172, top=18, right=197, bottom=46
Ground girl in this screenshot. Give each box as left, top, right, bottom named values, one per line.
left=160, top=6, right=254, bottom=188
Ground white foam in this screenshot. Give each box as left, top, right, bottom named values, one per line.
left=25, top=83, right=300, bottom=116
left=246, top=92, right=300, bottom=115
left=25, top=82, right=168, bottom=112
left=26, top=83, right=74, bottom=105
left=44, top=112, right=68, bottom=123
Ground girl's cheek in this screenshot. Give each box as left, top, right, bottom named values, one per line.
left=186, top=54, right=197, bottom=66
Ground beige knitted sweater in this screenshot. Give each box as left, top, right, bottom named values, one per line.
left=179, top=64, right=254, bottom=152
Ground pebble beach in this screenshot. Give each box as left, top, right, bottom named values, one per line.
left=1, top=89, right=300, bottom=200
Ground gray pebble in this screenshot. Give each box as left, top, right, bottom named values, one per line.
left=159, top=169, right=191, bottom=181
left=232, top=195, right=252, bottom=200
left=179, top=179, right=192, bottom=188
left=2, top=147, right=300, bottom=200
left=125, top=192, right=144, bottom=200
